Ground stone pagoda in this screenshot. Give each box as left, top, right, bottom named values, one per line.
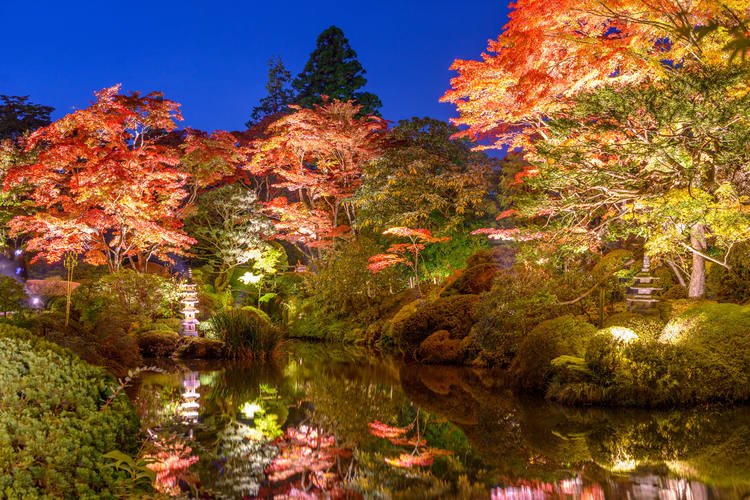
left=179, top=269, right=199, bottom=337
left=626, top=255, right=661, bottom=313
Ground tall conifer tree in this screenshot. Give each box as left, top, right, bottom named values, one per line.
left=292, top=26, right=382, bottom=115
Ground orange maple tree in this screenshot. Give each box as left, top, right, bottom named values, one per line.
left=442, top=0, right=749, bottom=151
left=4, top=85, right=239, bottom=272
left=250, top=99, right=387, bottom=258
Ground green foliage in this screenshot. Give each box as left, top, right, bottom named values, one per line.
left=184, top=183, right=275, bottom=291
left=510, top=315, right=597, bottom=391
left=303, top=236, right=401, bottom=324
left=204, top=308, right=284, bottom=359
left=469, top=264, right=560, bottom=366
left=72, top=269, right=180, bottom=326
left=0, top=324, right=142, bottom=498
left=418, top=231, right=491, bottom=279
left=33, top=312, right=142, bottom=377
left=0, top=276, right=27, bottom=315
left=354, top=117, right=497, bottom=232
left=246, top=55, right=295, bottom=126
left=292, top=25, right=382, bottom=115
left=602, top=312, right=664, bottom=341
left=707, top=242, right=750, bottom=302
left=101, top=450, right=156, bottom=497
left=391, top=294, right=479, bottom=352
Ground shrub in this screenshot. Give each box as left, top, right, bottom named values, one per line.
left=392, top=295, right=479, bottom=351
left=0, top=276, right=27, bottom=315
left=0, top=324, right=142, bottom=498
left=204, top=309, right=283, bottom=359
left=34, top=312, right=142, bottom=377
left=73, top=270, right=180, bottom=326
left=510, top=315, right=597, bottom=392
left=470, top=265, right=559, bottom=366
left=602, top=312, right=664, bottom=341
left=706, top=242, right=750, bottom=302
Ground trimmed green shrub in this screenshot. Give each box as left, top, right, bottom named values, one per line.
left=0, top=324, right=141, bottom=498
left=510, top=315, right=598, bottom=392
left=392, top=295, right=479, bottom=351
left=603, top=312, right=664, bottom=341
left=204, top=309, right=283, bottom=359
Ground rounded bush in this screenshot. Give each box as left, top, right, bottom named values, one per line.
left=603, top=312, right=664, bottom=341
left=392, top=295, right=479, bottom=350
left=510, top=315, right=598, bottom=392
left=0, top=324, right=141, bottom=498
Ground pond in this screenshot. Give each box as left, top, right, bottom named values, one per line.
left=132, top=342, right=750, bottom=499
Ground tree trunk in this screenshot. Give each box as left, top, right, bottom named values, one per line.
left=688, top=223, right=706, bottom=299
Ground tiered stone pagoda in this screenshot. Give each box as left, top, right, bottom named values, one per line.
left=626, top=255, right=661, bottom=312
left=180, top=371, right=201, bottom=432
left=179, top=270, right=199, bottom=337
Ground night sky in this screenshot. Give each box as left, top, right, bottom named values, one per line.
left=1, top=0, right=510, bottom=132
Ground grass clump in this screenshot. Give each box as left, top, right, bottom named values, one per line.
left=204, top=308, right=284, bottom=359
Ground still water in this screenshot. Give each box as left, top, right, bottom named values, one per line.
left=132, top=342, right=750, bottom=499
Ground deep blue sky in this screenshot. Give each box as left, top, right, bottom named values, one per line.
left=1, top=1, right=510, bottom=132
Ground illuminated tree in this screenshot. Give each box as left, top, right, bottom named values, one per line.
left=251, top=99, right=386, bottom=258
left=355, top=117, right=496, bottom=232
left=445, top=0, right=750, bottom=298
left=184, top=183, right=274, bottom=291
left=4, top=86, right=237, bottom=272
left=368, top=227, right=450, bottom=295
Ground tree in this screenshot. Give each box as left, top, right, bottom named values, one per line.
left=251, top=99, right=387, bottom=259
left=184, top=183, right=274, bottom=291
left=354, top=117, right=496, bottom=232
left=444, top=0, right=750, bottom=298
left=246, top=56, right=295, bottom=127
left=442, top=0, right=749, bottom=150
left=367, top=227, right=450, bottom=296
left=0, top=95, right=53, bottom=141
left=292, top=26, right=382, bottom=115
left=4, top=85, right=235, bottom=272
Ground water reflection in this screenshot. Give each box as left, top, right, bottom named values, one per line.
left=132, top=342, right=750, bottom=499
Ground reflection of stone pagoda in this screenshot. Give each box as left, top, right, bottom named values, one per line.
left=180, top=372, right=200, bottom=436
left=180, top=270, right=199, bottom=337
left=626, top=255, right=661, bottom=312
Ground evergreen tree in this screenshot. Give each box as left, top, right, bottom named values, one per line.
left=0, top=95, right=53, bottom=141
left=292, top=25, right=382, bottom=115
left=246, top=55, right=295, bottom=127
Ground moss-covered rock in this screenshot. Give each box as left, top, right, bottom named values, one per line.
left=393, top=295, right=479, bottom=351
left=173, top=336, right=227, bottom=359
left=510, top=315, right=598, bottom=392
left=137, top=329, right=180, bottom=357
left=417, top=330, right=463, bottom=364
left=658, top=298, right=716, bottom=321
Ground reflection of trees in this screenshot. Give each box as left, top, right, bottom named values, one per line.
left=398, top=362, right=750, bottom=497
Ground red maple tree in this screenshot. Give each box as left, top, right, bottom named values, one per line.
left=4, top=85, right=240, bottom=272
left=250, top=99, right=387, bottom=259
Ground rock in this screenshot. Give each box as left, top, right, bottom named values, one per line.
left=137, top=329, right=180, bottom=357
left=173, top=336, right=227, bottom=359
left=417, top=330, right=463, bottom=364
